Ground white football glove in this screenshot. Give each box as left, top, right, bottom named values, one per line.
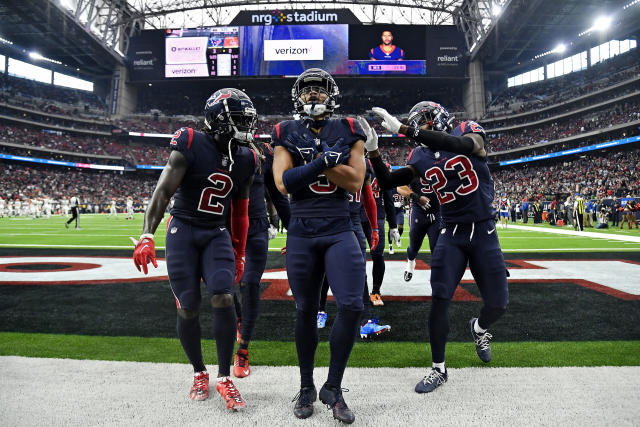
left=268, top=225, right=277, bottom=240
left=356, top=116, right=378, bottom=152
left=371, top=107, right=403, bottom=134
left=389, top=227, right=402, bottom=247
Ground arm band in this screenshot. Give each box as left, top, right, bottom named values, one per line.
left=231, top=198, right=250, bottom=257
left=369, top=156, right=415, bottom=189
left=362, top=184, right=377, bottom=229
left=405, top=126, right=475, bottom=155
left=282, top=158, right=325, bottom=194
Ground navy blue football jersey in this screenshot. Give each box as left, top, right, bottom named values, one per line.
left=271, top=117, right=365, bottom=219
left=169, top=127, right=256, bottom=227
left=407, top=121, right=494, bottom=224
left=406, top=148, right=440, bottom=217
left=390, top=188, right=404, bottom=216
left=348, top=157, right=372, bottom=219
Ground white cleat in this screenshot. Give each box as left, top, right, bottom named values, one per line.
left=404, top=259, right=416, bottom=282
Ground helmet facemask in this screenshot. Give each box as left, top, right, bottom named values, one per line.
left=292, top=69, right=339, bottom=118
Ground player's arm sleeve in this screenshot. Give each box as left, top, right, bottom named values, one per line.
left=231, top=174, right=254, bottom=256
left=362, top=184, right=377, bottom=230
left=142, top=150, right=188, bottom=235
left=403, top=126, right=475, bottom=155
left=369, top=156, right=416, bottom=189
left=383, top=189, right=397, bottom=228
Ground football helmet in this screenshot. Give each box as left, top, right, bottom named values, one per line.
left=407, top=101, right=453, bottom=132
left=204, top=88, right=257, bottom=144
left=292, top=68, right=340, bottom=118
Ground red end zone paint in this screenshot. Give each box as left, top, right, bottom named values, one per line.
left=0, top=262, right=101, bottom=273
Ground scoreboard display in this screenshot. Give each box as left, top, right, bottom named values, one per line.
left=128, top=24, right=466, bottom=80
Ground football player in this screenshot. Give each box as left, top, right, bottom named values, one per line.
left=232, top=138, right=291, bottom=378
left=272, top=68, right=366, bottom=424
left=125, top=196, right=134, bottom=220
left=131, top=88, right=257, bottom=411
left=317, top=158, right=391, bottom=339
left=365, top=101, right=508, bottom=394
left=498, top=193, right=510, bottom=229
left=362, top=159, right=400, bottom=306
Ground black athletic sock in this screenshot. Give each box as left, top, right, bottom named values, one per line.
left=176, top=315, right=206, bottom=373
left=371, top=255, right=385, bottom=294
left=327, top=307, right=362, bottom=388
left=360, top=277, right=371, bottom=325
left=319, top=277, right=330, bottom=313
left=398, top=226, right=404, bottom=237
left=239, top=281, right=260, bottom=344
left=233, top=292, right=242, bottom=320
left=296, top=309, right=319, bottom=388
left=428, top=297, right=451, bottom=364
left=478, top=305, right=506, bottom=330
left=211, top=305, right=236, bottom=377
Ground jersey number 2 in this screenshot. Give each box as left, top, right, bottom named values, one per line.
left=424, top=155, right=478, bottom=205
left=198, top=173, right=233, bottom=215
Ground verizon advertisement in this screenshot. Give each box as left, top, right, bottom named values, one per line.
left=165, top=63, right=209, bottom=78
left=263, top=39, right=324, bottom=61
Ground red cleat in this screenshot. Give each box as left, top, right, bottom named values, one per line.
left=190, top=371, right=209, bottom=401
left=216, top=377, right=246, bottom=411
left=233, top=348, right=251, bottom=378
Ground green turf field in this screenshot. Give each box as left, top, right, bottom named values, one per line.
left=1, top=213, right=639, bottom=368
left=1, top=214, right=639, bottom=251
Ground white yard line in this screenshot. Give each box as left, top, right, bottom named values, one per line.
left=507, top=225, right=640, bottom=243
left=1, top=357, right=638, bottom=426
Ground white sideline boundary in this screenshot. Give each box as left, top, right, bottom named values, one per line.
left=1, top=357, right=639, bottom=426
left=506, top=224, right=640, bottom=243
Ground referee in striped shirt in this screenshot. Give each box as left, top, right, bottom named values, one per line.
left=573, top=193, right=585, bottom=231
left=65, top=196, right=80, bottom=229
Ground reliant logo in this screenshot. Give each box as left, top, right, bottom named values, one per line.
left=251, top=9, right=338, bottom=25
left=133, top=59, right=154, bottom=66
left=437, top=55, right=459, bottom=62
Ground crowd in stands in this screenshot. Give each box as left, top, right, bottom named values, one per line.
left=486, top=99, right=640, bottom=153
left=485, top=51, right=640, bottom=118
left=493, top=149, right=640, bottom=201
left=0, top=161, right=158, bottom=206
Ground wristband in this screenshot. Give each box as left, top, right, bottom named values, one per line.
left=139, top=233, right=154, bottom=240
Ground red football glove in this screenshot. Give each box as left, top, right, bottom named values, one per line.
left=233, top=248, right=245, bottom=284
left=131, top=234, right=157, bottom=275
left=370, top=229, right=379, bottom=251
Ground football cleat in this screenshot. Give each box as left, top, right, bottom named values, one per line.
left=319, top=384, right=355, bottom=424
left=360, top=318, right=391, bottom=339
left=370, top=292, right=384, bottom=306
left=233, top=348, right=251, bottom=378
left=189, top=371, right=210, bottom=401
left=216, top=377, right=246, bottom=411
left=415, top=368, right=447, bottom=393
left=469, top=317, right=493, bottom=363
left=389, top=244, right=395, bottom=255
left=317, top=311, right=328, bottom=329
left=292, top=386, right=317, bottom=419
left=404, top=259, right=416, bottom=282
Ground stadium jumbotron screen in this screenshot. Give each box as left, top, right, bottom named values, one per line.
left=127, top=24, right=466, bottom=80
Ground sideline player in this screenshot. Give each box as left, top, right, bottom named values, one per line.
left=272, top=68, right=366, bottom=424
left=389, top=187, right=405, bottom=254
left=65, top=195, right=80, bottom=229
left=232, top=139, right=291, bottom=378
left=363, top=159, right=399, bottom=306
left=108, top=198, right=118, bottom=219
left=365, top=101, right=509, bottom=394
left=131, top=88, right=257, bottom=411
left=126, top=196, right=134, bottom=220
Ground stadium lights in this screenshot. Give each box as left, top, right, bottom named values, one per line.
left=0, top=36, right=13, bottom=45
left=491, top=4, right=502, bottom=17
left=29, top=51, right=62, bottom=65
left=623, top=0, right=640, bottom=10
left=593, top=16, right=612, bottom=31
left=552, top=43, right=566, bottom=54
